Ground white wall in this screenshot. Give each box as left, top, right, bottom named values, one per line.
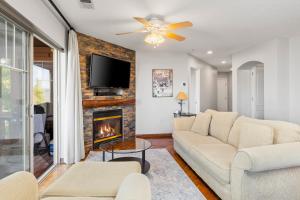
left=289, top=36, right=300, bottom=124
left=232, top=39, right=289, bottom=120
left=228, top=72, right=232, bottom=111
left=5, top=0, right=67, bottom=47
left=136, top=51, right=189, bottom=134
left=237, top=69, right=252, bottom=116
left=136, top=52, right=217, bottom=134
left=232, top=37, right=300, bottom=124
left=188, top=56, right=218, bottom=112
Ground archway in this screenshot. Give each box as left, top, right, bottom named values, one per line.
left=237, top=61, right=264, bottom=119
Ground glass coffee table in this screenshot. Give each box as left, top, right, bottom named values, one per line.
left=99, top=137, right=152, bottom=174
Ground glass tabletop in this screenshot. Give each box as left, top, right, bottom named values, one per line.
left=98, top=137, right=152, bottom=154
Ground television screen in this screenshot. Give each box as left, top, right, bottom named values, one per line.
left=89, top=54, right=131, bottom=88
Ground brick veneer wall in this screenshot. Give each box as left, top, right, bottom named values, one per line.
left=77, top=32, right=136, bottom=153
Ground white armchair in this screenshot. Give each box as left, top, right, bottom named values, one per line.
left=0, top=171, right=39, bottom=200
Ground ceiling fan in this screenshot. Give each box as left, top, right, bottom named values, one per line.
left=116, top=17, right=193, bottom=47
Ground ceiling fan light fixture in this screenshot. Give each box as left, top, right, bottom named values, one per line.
left=144, top=32, right=165, bottom=47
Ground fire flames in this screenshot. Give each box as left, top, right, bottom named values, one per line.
left=99, top=123, right=116, bottom=137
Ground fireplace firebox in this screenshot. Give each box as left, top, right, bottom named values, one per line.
left=93, top=109, right=123, bottom=149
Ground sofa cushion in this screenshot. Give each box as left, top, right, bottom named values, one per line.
left=173, top=131, right=223, bottom=149
left=205, top=109, right=239, bottom=143
left=42, top=161, right=141, bottom=198
left=191, top=113, right=212, bottom=136
left=190, top=144, right=237, bottom=184
left=228, top=116, right=300, bottom=147
left=173, top=116, right=195, bottom=131
left=276, top=129, right=300, bottom=144
left=238, top=123, right=274, bottom=149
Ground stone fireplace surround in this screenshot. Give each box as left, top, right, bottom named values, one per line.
left=77, top=32, right=136, bottom=153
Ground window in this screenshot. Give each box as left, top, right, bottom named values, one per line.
left=0, top=15, right=29, bottom=179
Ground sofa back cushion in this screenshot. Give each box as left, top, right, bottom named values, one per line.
left=276, top=129, right=300, bottom=144
left=191, top=112, right=212, bottom=136
left=205, top=109, right=239, bottom=143
left=228, top=116, right=300, bottom=147
left=239, top=123, right=274, bottom=149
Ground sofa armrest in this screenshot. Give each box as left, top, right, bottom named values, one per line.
left=0, top=171, right=39, bottom=200
left=231, top=143, right=300, bottom=200
left=115, top=173, right=151, bottom=200
left=233, top=142, right=300, bottom=172
left=173, top=116, right=195, bottom=131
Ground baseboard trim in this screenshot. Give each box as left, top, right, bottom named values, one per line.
left=136, top=133, right=172, bottom=139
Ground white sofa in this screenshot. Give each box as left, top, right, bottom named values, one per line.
left=173, top=109, right=300, bottom=200
left=0, top=161, right=151, bottom=200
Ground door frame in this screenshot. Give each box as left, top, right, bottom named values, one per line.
left=30, top=34, right=60, bottom=180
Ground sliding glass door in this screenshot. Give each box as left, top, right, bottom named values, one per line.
left=33, top=37, right=55, bottom=178
left=0, top=15, right=30, bottom=179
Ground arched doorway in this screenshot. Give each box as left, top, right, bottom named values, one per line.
left=237, top=61, right=264, bottom=119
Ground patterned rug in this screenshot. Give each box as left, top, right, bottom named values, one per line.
left=87, top=148, right=206, bottom=200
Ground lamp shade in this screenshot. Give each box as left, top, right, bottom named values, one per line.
left=176, top=91, right=188, bottom=100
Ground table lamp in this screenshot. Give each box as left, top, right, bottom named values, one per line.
left=176, top=91, right=188, bottom=114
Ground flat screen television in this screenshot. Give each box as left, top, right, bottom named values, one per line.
left=89, top=54, right=131, bottom=88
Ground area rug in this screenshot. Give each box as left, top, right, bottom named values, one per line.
left=87, top=148, right=206, bottom=200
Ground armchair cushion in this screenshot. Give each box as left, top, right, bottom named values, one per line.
left=42, top=161, right=141, bottom=198
left=191, top=112, right=212, bottom=136
left=238, top=123, right=274, bottom=149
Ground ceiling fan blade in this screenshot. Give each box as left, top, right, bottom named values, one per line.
left=133, top=17, right=150, bottom=26
left=167, top=21, right=193, bottom=30
left=116, top=32, right=135, bottom=35
left=165, top=32, right=186, bottom=41
left=116, top=28, right=148, bottom=35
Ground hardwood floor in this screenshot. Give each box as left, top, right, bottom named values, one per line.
left=39, top=136, right=220, bottom=200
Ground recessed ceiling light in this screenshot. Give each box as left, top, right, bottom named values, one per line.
left=207, top=50, right=213, bottom=55
left=221, top=60, right=227, bottom=64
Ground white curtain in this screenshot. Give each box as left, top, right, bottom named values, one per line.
left=63, top=30, right=85, bottom=164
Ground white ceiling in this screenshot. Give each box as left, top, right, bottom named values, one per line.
left=53, top=0, right=300, bottom=71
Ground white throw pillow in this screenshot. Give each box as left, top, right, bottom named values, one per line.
left=191, top=113, right=212, bottom=136
left=205, top=109, right=239, bottom=143
left=173, top=116, right=195, bottom=131
left=239, top=123, right=274, bottom=149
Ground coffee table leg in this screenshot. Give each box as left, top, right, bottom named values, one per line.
left=112, top=149, right=114, bottom=160
left=142, top=150, right=145, bottom=173
left=102, top=151, right=105, bottom=162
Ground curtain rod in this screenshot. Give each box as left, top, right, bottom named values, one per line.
left=47, top=0, right=75, bottom=31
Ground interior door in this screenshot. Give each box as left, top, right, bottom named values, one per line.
left=252, top=67, right=264, bottom=119
left=189, top=68, right=200, bottom=114
left=0, top=15, right=30, bottom=179
left=217, top=78, right=228, bottom=111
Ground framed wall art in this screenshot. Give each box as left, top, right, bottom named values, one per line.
left=152, top=69, right=173, bottom=97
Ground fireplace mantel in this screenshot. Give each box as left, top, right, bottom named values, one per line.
left=82, top=98, right=135, bottom=109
